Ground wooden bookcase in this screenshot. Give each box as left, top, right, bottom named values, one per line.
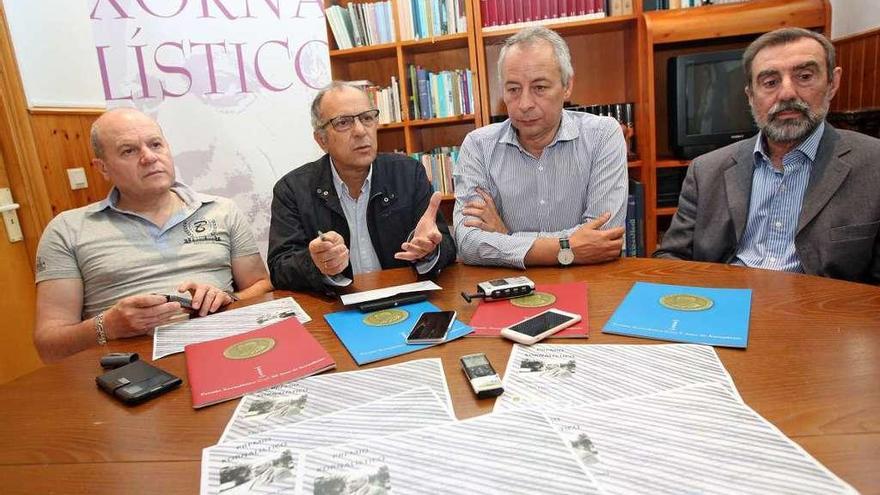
left=326, top=0, right=830, bottom=254
left=323, top=0, right=483, bottom=203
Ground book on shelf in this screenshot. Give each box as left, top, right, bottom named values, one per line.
left=644, top=0, right=744, bottom=10
left=326, top=1, right=395, bottom=50
left=184, top=317, right=335, bottom=408
left=412, top=146, right=459, bottom=195
left=407, top=65, right=474, bottom=120
left=481, top=0, right=608, bottom=29
left=625, top=177, right=645, bottom=257
left=351, top=79, right=402, bottom=124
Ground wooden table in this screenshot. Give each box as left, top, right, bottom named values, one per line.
left=1, top=258, right=878, bottom=494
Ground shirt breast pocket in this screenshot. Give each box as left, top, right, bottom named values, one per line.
left=830, top=220, right=880, bottom=242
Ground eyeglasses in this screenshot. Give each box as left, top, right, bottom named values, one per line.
left=320, top=109, right=381, bottom=132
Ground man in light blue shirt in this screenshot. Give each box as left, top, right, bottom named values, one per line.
left=453, top=26, right=628, bottom=269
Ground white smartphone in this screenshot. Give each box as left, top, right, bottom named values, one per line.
left=405, top=311, right=457, bottom=344
left=500, top=309, right=582, bottom=345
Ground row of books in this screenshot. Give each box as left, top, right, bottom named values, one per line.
left=566, top=101, right=634, bottom=127
left=625, top=177, right=645, bottom=257
left=412, top=146, right=459, bottom=195
left=407, top=65, right=475, bottom=120
left=399, top=0, right=468, bottom=41
left=480, top=0, right=610, bottom=29
left=326, top=1, right=396, bottom=50
left=644, top=0, right=747, bottom=10
left=354, top=79, right=403, bottom=124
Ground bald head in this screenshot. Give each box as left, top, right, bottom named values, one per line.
left=90, top=108, right=164, bottom=159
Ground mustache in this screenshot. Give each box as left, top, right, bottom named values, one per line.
left=768, top=99, right=810, bottom=119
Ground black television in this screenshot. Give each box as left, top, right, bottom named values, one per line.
left=668, top=48, right=757, bottom=160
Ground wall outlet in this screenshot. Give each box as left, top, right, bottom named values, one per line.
left=67, top=167, right=88, bottom=190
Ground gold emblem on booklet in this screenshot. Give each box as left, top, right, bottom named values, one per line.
left=363, top=309, right=409, bottom=326
left=510, top=292, right=557, bottom=308
left=659, top=294, right=714, bottom=311
left=223, top=337, right=276, bottom=360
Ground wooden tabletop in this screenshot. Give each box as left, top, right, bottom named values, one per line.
left=1, top=258, right=878, bottom=494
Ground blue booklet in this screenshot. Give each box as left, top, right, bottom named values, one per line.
left=325, top=301, right=473, bottom=365
left=603, top=282, right=752, bottom=348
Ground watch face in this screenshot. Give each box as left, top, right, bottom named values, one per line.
left=558, top=249, right=575, bottom=265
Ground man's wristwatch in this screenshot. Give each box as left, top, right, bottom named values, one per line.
left=557, top=237, right=575, bottom=266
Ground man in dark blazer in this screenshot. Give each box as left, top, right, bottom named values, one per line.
left=655, top=28, right=880, bottom=285
left=268, top=82, right=456, bottom=293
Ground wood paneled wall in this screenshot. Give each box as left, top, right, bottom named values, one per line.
left=832, top=27, right=880, bottom=111
left=29, top=109, right=110, bottom=216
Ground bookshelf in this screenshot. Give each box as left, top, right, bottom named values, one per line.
left=324, top=0, right=482, bottom=203
left=325, top=0, right=830, bottom=254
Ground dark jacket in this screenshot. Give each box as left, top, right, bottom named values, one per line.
left=654, top=125, right=880, bottom=285
left=268, top=153, right=457, bottom=292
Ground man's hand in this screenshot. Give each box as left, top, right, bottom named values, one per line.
left=102, top=294, right=184, bottom=339
left=395, top=192, right=443, bottom=261
left=309, top=230, right=349, bottom=276
left=462, top=187, right=509, bottom=234
left=569, top=212, right=625, bottom=264
left=178, top=281, right=235, bottom=317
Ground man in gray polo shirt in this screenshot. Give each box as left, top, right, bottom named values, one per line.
left=34, top=108, right=272, bottom=362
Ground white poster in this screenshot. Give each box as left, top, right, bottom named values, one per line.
left=89, top=0, right=331, bottom=255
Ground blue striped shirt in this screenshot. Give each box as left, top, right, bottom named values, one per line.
left=453, top=110, right=629, bottom=268
left=733, top=122, right=824, bottom=272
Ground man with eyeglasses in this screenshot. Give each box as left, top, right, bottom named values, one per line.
left=268, top=81, right=456, bottom=292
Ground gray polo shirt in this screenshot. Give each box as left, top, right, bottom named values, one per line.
left=35, top=183, right=259, bottom=318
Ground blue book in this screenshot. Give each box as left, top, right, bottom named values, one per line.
left=603, top=282, right=752, bottom=348
left=325, top=301, right=473, bottom=365
left=417, top=68, right=431, bottom=119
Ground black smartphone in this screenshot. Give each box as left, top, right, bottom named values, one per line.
left=405, top=311, right=457, bottom=344
left=96, top=360, right=182, bottom=405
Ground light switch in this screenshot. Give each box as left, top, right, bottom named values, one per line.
left=67, top=167, right=88, bottom=190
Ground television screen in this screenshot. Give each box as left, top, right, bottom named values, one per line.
left=685, top=59, right=753, bottom=136
left=669, top=48, right=758, bottom=159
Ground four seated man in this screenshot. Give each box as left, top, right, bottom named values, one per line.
left=31, top=26, right=880, bottom=361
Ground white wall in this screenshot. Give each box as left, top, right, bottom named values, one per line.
left=3, top=0, right=105, bottom=107
left=830, top=0, right=880, bottom=39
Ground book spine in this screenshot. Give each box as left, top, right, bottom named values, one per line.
left=417, top=68, right=431, bottom=119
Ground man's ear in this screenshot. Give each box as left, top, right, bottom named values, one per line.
left=744, top=85, right=754, bottom=107
left=313, top=131, right=328, bottom=152
left=92, top=158, right=110, bottom=180
left=828, top=66, right=842, bottom=101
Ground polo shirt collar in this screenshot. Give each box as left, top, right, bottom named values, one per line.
left=86, top=182, right=214, bottom=216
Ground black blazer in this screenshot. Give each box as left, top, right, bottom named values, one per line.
left=268, top=153, right=457, bottom=292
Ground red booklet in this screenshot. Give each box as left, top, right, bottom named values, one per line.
left=467, top=282, right=589, bottom=338
left=185, top=318, right=335, bottom=408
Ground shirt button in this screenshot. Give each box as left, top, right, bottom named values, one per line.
left=774, top=221, right=782, bottom=228
left=770, top=257, right=777, bottom=263
left=539, top=200, right=546, bottom=205
left=538, top=166, right=544, bottom=171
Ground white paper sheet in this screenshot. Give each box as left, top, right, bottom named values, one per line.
left=219, top=359, right=453, bottom=444
left=201, top=387, right=454, bottom=495
left=495, top=343, right=739, bottom=412
left=297, top=408, right=601, bottom=495
left=546, top=382, right=857, bottom=495
left=151, top=297, right=310, bottom=359
left=339, top=281, right=441, bottom=306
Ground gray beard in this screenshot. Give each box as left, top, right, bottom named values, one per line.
left=752, top=96, right=829, bottom=144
